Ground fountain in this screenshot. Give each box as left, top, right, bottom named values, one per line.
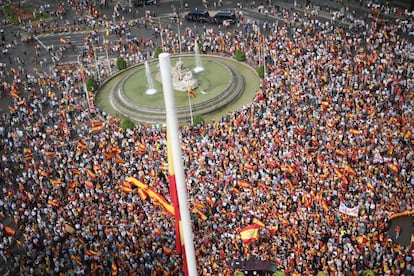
left=193, top=44, right=204, bottom=73
left=156, top=59, right=199, bottom=91
left=98, top=55, right=261, bottom=123
left=144, top=60, right=157, bottom=95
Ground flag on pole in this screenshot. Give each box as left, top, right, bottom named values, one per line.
left=167, top=124, right=184, bottom=257
left=159, top=53, right=197, bottom=276
left=188, top=88, right=196, bottom=98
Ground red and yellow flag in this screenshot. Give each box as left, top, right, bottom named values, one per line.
left=188, top=89, right=196, bottom=98
left=167, top=127, right=183, bottom=254
left=252, top=218, right=265, bottom=228
left=5, top=226, right=16, bottom=236
left=239, top=224, right=259, bottom=244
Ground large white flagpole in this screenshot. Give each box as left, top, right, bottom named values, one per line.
left=159, top=53, right=198, bottom=276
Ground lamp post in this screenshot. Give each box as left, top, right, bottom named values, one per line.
left=187, top=81, right=194, bottom=125
left=102, top=36, right=112, bottom=75
left=78, top=54, right=92, bottom=112
left=177, top=14, right=182, bottom=54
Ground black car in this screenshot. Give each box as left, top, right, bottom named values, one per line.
left=133, top=0, right=156, bottom=7
left=185, top=9, right=211, bottom=23
left=212, top=11, right=237, bottom=25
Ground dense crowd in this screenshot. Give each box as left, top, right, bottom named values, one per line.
left=0, top=0, right=413, bottom=275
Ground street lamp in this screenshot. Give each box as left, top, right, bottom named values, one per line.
left=78, top=54, right=92, bottom=112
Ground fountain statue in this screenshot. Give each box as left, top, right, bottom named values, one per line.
left=156, top=59, right=199, bottom=91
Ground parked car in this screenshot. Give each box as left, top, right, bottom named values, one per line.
left=212, top=11, right=237, bottom=25
left=185, top=8, right=211, bottom=23
left=133, top=0, right=156, bottom=7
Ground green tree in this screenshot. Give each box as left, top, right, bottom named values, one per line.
left=116, top=57, right=127, bottom=70
left=272, top=272, right=286, bottom=276
left=234, top=49, right=246, bottom=62
left=86, top=77, right=98, bottom=92
left=317, top=272, right=329, bottom=276
left=192, top=114, right=204, bottom=126
left=257, top=65, right=264, bottom=78
left=362, top=270, right=375, bottom=276
left=154, top=47, right=162, bottom=58
left=233, top=272, right=244, bottom=276
left=120, top=117, right=135, bottom=130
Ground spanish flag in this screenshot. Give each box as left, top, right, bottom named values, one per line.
left=252, top=218, right=265, bottom=228
left=349, top=128, right=361, bottom=135
left=238, top=180, right=250, bottom=189
left=5, top=226, right=16, bottom=236
left=137, top=189, right=148, bottom=201
left=188, top=89, right=196, bottom=98
left=50, top=178, right=63, bottom=186
left=85, top=248, right=98, bottom=257
left=111, top=261, right=118, bottom=275
left=269, top=225, right=278, bottom=236
left=388, top=163, right=399, bottom=174
left=137, top=142, right=147, bottom=154
left=77, top=139, right=87, bottom=151
left=192, top=207, right=207, bottom=221
left=145, top=187, right=174, bottom=216
left=125, top=177, right=148, bottom=189
left=91, top=124, right=104, bottom=133
left=86, top=168, right=96, bottom=179
left=71, top=254, right=81, bottom=266
left=167, top=127, right=183, bottom=254
left=344, top=164, right=356, bottom=176
left=85, top=180, right=94, bottom=189
left=121, top=184, right=133, bottom=193
left=47, top=199, right=60, bottom=207
left=45, top=151, right=55, bottom=157
left=239, top=224, right=259, bottom=244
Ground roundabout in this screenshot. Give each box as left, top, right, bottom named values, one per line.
left=96, top=54, right=261, bottom=124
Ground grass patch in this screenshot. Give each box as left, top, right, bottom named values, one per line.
left=3, top=4, right=46, bottom=24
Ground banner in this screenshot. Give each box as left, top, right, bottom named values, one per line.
left=339, top=202, right=359, bottom=217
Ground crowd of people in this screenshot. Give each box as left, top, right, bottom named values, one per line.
left=0, top=0, right=413, bottom=275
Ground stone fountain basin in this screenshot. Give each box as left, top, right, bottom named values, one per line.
left=96, top=54, right=261, bottom=123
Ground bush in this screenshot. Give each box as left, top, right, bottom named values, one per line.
left=86, top=77, right=98, bottom=92
left=116, top=57, right=127, bottom=70
left=257, top=65, right=264, bottom=78
left=120, top=117, right=135, bottom=130
left=192, top=114, right=204, bottom=126
left=234, top=49, right=246, bottom=62
left=154, top=47, right=162, bottom=58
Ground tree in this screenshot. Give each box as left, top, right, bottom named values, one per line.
left=272, top=272, right=286, bottom=276
left=116, top=57, right=127, bottom=70
left=120, top=117, right=135, bottom=130
left=154, top=47, right=162, bottom=58
left=257, top=65, right=264, bottom=78
left=362, top=270, right=375, bottom=276
left=234, top=49, right=246, bottom=62
left=86, top=77, right=98, bottom=92
left=192, top=114, right=204, bottom=126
